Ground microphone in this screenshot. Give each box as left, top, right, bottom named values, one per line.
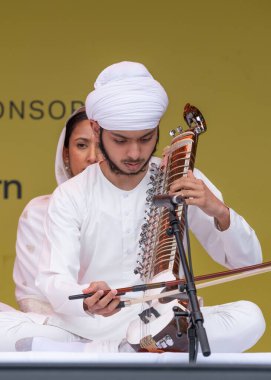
left=153, top=194, right=184, bottom=209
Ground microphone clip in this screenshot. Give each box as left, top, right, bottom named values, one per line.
left=153, top=194, right=185, bottom=210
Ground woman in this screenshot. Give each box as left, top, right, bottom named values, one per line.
left=0, top=107, right=101, bottom=350
left=13, top=106, right=100, bottom=314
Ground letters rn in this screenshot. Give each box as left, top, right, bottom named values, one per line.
left=0, top=180, right=22, bottom=199
left=0, top=100, right=84, bottom=120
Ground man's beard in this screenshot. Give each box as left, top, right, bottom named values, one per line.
left=99, top=128, right=159, bottom=176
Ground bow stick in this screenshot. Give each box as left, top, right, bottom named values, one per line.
left=119, top=264, right=271, bottom=308
left=69, top=261, right=271, bottom=300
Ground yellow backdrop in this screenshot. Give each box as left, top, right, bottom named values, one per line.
left=0, top=0, right=270, bottom=352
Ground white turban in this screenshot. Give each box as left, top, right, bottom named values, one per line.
left=85, top=61, right=168, bottom=131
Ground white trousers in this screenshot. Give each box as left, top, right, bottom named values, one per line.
left=200, top=301, right=265, bottom=352
left=0, top=300, right=265, bottom=353
left=0, top=306, right=88, bottom=351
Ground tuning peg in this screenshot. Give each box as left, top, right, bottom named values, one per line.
left=169, top=129, right=176, bottom=137
left=177, top=126, right=183, bottom=133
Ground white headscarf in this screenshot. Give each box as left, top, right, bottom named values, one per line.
left=54, top=127, right=68, bottom=185
left=54, top=107, right=86, bottom=185
left=85, top=61, right=168, bottom=131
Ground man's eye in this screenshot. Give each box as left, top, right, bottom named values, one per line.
left=141, top=137, right=152, bottom=142
left=114, top=140, right=126, bottom=144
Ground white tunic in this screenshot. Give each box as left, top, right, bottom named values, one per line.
left=13, top=127, right=69, bottom=314
left=13, top=196, right=52, bottom=312
left=36, top=158, right=262, bottom=341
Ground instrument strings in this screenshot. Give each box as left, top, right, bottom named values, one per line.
left=150, top=141, right=194, bottom=279
left=134, top=133, right=197, bottom=344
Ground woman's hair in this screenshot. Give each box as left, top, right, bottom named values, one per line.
left=64, top=109, right=88, bottom=148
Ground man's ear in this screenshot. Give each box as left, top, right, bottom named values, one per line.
left=89, top=120, right=100, bottom=138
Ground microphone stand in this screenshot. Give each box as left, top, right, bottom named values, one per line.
left=166, top=203, right=211, bottom=362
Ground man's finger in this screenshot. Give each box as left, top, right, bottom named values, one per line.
left=84, top=289, right=104, bottom=308
left=95, top=290, right=118, bottom=309
left=94, top=298, right=121, bottom=316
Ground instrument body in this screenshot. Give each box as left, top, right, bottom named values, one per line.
left=127, top=299, right=189, bottom=352
left=127, top=104, right=207, bottom=352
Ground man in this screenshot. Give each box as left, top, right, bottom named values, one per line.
left=26, top=61, right=265, bottom=352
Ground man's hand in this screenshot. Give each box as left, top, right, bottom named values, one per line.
left=82, top=281, right=120, bottom=317
left=169, top=170, right=230, bottom=231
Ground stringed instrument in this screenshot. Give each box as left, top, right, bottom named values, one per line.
left=126, top=104, right=207, bottom=352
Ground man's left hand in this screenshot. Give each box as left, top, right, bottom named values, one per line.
left=169, top=170, right=230, bottom=231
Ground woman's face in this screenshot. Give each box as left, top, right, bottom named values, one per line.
left=63, top=119, right=101, bottom=177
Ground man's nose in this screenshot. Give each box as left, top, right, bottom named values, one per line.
left=127, top=142, right=141, bottom=160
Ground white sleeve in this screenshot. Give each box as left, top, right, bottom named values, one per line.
left=13, top=196, right=50, bottom=302
left=36, top=182, right=90, bottom=317
left=188, top=169, right=262, bottom=269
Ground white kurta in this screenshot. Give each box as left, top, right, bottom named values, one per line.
left=13, top=195, right=53, bottom=314
left=36, top=157, right=263, bottom=342
left=13, top=127, right=70, bottom=314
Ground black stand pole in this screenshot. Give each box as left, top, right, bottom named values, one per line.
left=166, top=206, right=211, bottom=362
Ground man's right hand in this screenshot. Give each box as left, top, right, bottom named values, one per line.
left=82, top=281, right=120, bottom=317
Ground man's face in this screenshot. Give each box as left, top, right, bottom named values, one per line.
left=100, top=127, right=159, bottom=175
